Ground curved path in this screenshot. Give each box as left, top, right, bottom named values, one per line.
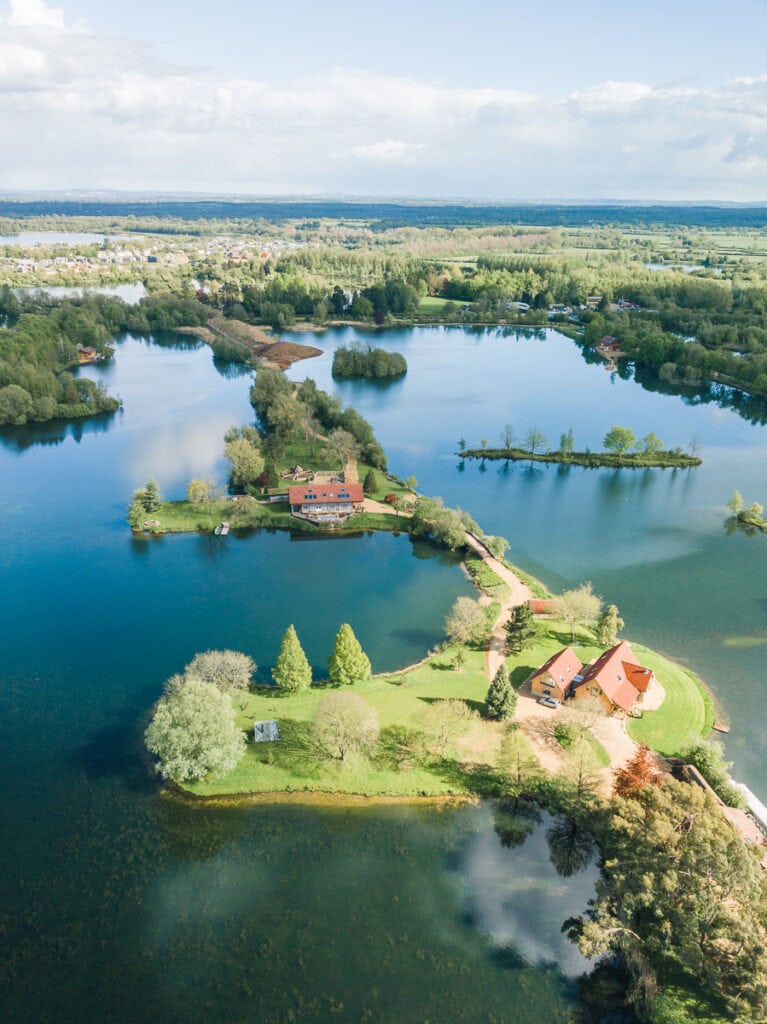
left=465, top=533, right=533, bottom=680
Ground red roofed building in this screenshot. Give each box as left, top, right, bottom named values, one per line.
left=572, top=641, right=654, bottom=714
left=528, top=599, right=556, bottom=615
left=289, top=482, right=364, bottom=524
left=529, top=647, right=583, bottom=702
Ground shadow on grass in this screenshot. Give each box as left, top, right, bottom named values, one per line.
left=510, top=665, right=534, bottom=689
left=427, top=755, right=502, bottom=797
left=415, top=696, right=487, bottom=715
left=252, top=719, right=326, bottom=780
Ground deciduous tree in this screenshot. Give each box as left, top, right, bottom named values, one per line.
left=419, top=699, right=477, bottom=757
left=144, top=679, right=245, bottom=782
left=184, top=649, right=256, bottom=692
left=553, top=582, right=602, bottom=641
left=444, top=596, right=486, bottom=646
left=311, top=692, right=379, bottom=763
left=603, top=425, right=637, bottom=461
left=596, top=604, right=624, bottom=647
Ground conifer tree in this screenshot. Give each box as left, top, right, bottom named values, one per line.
left=485, top=665, right=517, bottom=720
left=363, top=468, right=378, bottom=496
left=272, top=625, right=312, bottom=692
left=328, top=623, right=371, bottom=686
left=504, top=602, right=537, bottom=654
left=142, top=477, right=162, bottom=512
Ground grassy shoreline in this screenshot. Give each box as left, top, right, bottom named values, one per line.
left=462, top=447, right=702, bottom=469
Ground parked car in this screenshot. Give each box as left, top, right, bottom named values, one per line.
left=537, top=696, right=560, bottom=709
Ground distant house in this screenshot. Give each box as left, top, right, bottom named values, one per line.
left=289, top=482, right=364, bottom=524
left=529, top=641, right=654, bottom=714
left=529, top=646, right=583, bottom=702
left=585, top=295, right=603, bottom=310
left=78, top=346, right=98, bottom=364
left=598, top=335, right=621, bottom=352
left=571, top=642, right=654, bottom=714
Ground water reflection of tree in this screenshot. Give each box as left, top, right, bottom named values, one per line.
left=492, top=798, right=541, bottom=849
left=546, top=815, right=596, bottom=877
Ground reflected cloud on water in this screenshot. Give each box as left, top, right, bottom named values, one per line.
left=454, top=806, right=598, bottom=978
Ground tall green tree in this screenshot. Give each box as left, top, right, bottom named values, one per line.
left=485, top=665, right=517, bottom=720
left=603, top=425, right=637, bottom=461
left=596, top=604, right=624, bottom=647
left=143, top=477, right=162, bottom=512
left=327, top=623, right=371, bottom=686
left=504, top=602, right=536, bottom=653
left=272, top=625, right=312, bottom=692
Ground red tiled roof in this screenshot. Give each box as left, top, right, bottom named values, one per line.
left=577, top=642, right=652, bottom=712
left=289, top=483, right=364, bottom=505
left=534, top=647, right=583, bottom=691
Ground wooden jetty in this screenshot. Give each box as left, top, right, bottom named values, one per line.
left=712, top=721, right=731, bottom=734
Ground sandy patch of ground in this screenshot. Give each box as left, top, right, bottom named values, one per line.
left=640, top=678, right=666, bottom=711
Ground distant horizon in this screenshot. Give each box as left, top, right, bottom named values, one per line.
left=1, top=190, right=766, bottom=209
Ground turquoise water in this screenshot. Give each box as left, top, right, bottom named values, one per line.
left=285, top=325, right=767, bottom=794
left=0, top=333, right=596, bottom=1023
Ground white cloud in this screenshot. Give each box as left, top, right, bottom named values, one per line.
left=7, top=0, right=65, bottom=27
left=350, top=139, right=425, bottom=164
left=0, top=1, right=766, bottom=198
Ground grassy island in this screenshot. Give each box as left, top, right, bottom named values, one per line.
left=462, top=446, right=702, bottom=469
left=462, top=424, right=701, bottom=468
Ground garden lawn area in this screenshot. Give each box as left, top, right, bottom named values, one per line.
left=183, top=648, right=493, bottom=797
left=416, top=296, right=469, bottom=313
left=627, top=645, right=713, bottom=755
left=141, top=498, right=231, bottom=533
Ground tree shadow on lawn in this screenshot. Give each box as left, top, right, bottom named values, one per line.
left=510, top=665, right=534, bottom=689
left=253, top=719, right=325, bottom=780
left=415, top=695, right=487, bottom=716
left=427, top=755, right=502, bottom=797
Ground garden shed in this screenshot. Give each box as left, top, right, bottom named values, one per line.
left=253, top=720, right=280, bottom=743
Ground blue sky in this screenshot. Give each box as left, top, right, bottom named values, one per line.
left=1, top=0, right=766, bottom=198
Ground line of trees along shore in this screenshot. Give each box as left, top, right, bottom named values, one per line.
left=0, top=287, right=209, bottom=425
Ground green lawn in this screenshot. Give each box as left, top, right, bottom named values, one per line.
left=184, top=648, right=493, bottom=798
left=627, top=645, right=713, bottom=755
left=416, top=296, right=468, bottom=313
left=179, top=621, right=713, bottom=799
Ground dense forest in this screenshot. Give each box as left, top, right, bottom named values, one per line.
left=2, top=199, right=767, bottom=228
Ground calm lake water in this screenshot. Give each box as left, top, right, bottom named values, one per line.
left=284, top=325, right=767, bottom=795
left=0, top=333, right=598, bottom=1023
left=0, top=230, right=108, bottom=246
left=14, top=282, right=147, bottom=302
